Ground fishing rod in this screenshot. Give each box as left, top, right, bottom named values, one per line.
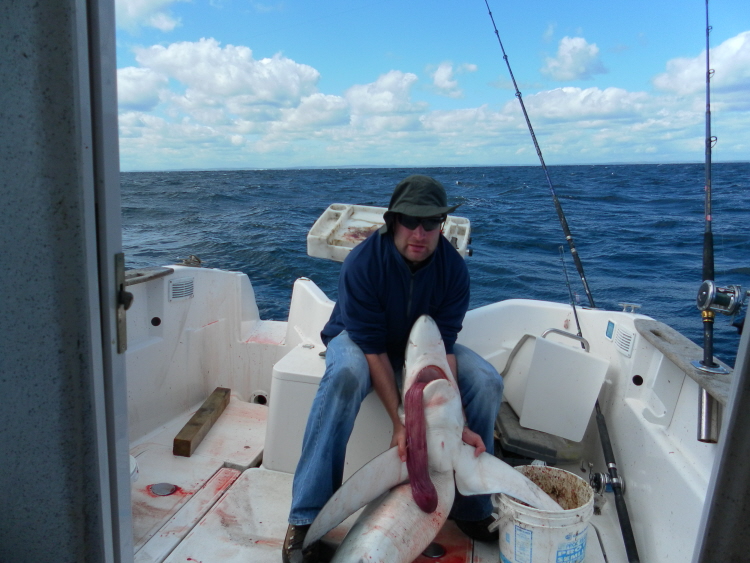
left=693, top=0, right=723, bottom=445
left=483, top=2, right=639, bottom=557
left=483, top=0, right=595, bottom=309
left=560, top=247, right=641, bottom=562
left=700, top=0, right=717, bottom=369
left=692, top=0, right=745, bottom=443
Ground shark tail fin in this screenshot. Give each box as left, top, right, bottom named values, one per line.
left=453, top=446, right=564, bottom=512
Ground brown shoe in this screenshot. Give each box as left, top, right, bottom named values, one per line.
left=282, top=524, right=319, bottom=563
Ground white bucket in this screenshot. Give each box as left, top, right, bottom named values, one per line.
left=495, top=465, right=594, bottom=563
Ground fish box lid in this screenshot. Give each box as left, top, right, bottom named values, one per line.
left=307, top=203, right=471, bottom=262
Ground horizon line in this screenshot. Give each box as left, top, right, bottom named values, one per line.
left=120, top=160, right=750, bottom=173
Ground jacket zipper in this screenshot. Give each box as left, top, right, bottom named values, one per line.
left=406, top=274, right=414, bottom=318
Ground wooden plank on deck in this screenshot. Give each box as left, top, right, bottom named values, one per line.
left=173, top=387, right=231, bottom=457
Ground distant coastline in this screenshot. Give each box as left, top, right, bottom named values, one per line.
left=120, top=160, right=749, bottom=174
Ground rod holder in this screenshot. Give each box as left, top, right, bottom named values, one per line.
left=590, top=470, right=626, bottom=495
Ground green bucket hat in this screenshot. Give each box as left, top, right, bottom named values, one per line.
left=380, top=175, right=460, bottom=233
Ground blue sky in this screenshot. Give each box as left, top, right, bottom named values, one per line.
left=115, top=0, right=750, bottom=170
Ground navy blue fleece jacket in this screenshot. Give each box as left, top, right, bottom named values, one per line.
left=321, top=230, right=469, bottom=370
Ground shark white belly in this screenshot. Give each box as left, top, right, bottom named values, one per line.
left=331, top=472, right=455, bottom=562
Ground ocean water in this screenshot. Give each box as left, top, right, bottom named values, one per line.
left=122, top=163, right=750, bottom=366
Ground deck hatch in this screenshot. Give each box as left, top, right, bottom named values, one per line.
left=169, top=277, right=194, bottom=301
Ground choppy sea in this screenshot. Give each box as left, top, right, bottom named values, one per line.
left=122, top=163, right=750, bottom=366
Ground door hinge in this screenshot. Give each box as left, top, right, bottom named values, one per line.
left=115, top=253, right=134, bottom=354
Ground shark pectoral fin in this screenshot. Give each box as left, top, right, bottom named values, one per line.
left=453, top=445, right=564, bottom=512
left=304, top=446, right=409, bottom=548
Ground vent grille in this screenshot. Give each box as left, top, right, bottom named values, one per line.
left=169, top=277, right=194, bottom=301
left=614, top=326, right=635, bottom=358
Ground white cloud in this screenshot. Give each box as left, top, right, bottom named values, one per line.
left=117, top=33, right=750, bottom=170
left=421, top=105, right=517, bottom=150
left=341, top=71, right=430, bottom=136
left=116, top=0, right=184, bottom=32
left=432, top=63, right=461, bottom=98
left=117, top=67, right=168, bottom=111
left=146, top=12, right=180, bottom=32
left=345, top=70, right=424, bottom=115
left=118, top=38, right=339, bottom=166
left=278, top=93, right=350, bottom=130
left=518, top=86, right=650, bottom=123
left=432, top=63, right=458, bottom=94
left=653, top=31, right=750, bottom=110
left=430, top=62, right=477, bottom=98
left=135, top=39, right=320, bottom=104
left=495, top=86, right=712, bottom=161
left=541, top=36, right=607, bottom=81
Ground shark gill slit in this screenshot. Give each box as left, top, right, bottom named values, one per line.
left=405, top=365, right=446, bottom=513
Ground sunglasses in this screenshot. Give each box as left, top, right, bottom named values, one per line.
left=397, top=214, right=446, bottom=232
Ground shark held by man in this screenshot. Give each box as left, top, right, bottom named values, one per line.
left=304, top=315, right=562, bottom=562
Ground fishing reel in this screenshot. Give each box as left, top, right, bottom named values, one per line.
left=590, top=471, right=626, bottom=495
left=696, top=281, right=745, bottom=316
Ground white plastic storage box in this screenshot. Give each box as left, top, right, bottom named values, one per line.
left=307, top=204, right=471, bottom=262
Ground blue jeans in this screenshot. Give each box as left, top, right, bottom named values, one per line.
left=288, top=331, right=504, bottom=525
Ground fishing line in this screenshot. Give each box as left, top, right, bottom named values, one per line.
left=483, top=0, right=596, bottom=309
left=559, top=246, right=584, bottom=345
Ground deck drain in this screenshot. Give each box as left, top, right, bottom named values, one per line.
left=150, top=483, right=177, bottom=496
left=421, top=543, right=446, bottom=558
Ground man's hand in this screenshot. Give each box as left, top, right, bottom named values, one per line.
left=366, top=352, right=406, bottom=461
left=461, top=426, right=486, bottom=457
left=391, top=421, right=407, bottom=462
left=447, top=353, right=457, bottom=379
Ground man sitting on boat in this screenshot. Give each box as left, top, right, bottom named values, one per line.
left=283, top=175, right=504, bottom=562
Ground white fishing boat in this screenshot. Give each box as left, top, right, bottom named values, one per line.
left=118, top=203, right=736, bottom=563
left=3, top=1, right=749, bottom=563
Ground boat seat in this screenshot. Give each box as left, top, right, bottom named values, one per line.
left=500, top=330, right=610, bottom=443
left=495, top=401, right=584, bottom=465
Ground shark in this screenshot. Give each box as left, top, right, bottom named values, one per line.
left=303, top=315, right=563, bottom=562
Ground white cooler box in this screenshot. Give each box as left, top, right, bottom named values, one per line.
left=263, top=343, right=393, bottom=480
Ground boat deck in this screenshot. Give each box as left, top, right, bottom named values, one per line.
left=131, top=394, right=629, bottom=562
